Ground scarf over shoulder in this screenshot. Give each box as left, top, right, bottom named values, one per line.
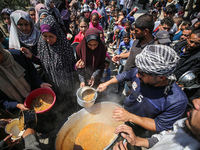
left=76, top=28, right=106, bottom=71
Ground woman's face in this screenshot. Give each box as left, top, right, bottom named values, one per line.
left=40, top=14, right=48, bottom=22
left=79, top=22, right=88, bottom=33
left=50, top=1, right=55, bottom=8
left=2, top=14, right=11, bottom=25
left=87, top=40, right=99, bottom=50
left=42, top=32, right=57, bottom=45
left=29, top=11, right=36, bottom=22
left=17, top=18, right=31, bottom=34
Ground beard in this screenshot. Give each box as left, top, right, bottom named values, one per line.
left=182, top=120, right=200, bottom=142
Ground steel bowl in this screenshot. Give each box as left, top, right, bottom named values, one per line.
left=178, top=71, right=200, bottom=89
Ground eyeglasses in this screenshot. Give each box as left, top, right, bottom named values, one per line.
left=163, top=26, right=171, bottom=30
left=3, top=17, right=10, bottom=20
left=181, top=34, right=189, bottom=37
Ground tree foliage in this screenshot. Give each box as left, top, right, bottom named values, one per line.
left=0, top=0, right=30, bottom=11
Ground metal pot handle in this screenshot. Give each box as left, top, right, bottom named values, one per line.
left=68, top=113, right=77, bottom=120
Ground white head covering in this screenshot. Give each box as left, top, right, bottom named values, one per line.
left=9, top=10, right=40, bottom=50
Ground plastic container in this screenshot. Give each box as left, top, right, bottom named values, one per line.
left=5, top=118, right=25, bottom=140
left=24, top=88, right=56, bottom=114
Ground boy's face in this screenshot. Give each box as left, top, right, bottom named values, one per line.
left=125, top=23, right=131, bottom=30
left=111, top=1, right=115, bottom=5
left=110, top=6, right=115, bottom=11
left=105, top=62, right=109, bottom=69
left=114, top=31, right=119, bottom=36
left=123, top=37, right=130, bottom=44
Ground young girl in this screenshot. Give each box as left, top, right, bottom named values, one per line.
left=73, top=17, right=89, bottom=43
left=89, top=10, right=105, bottom=41
left=76, top=28, right=106, bottom=88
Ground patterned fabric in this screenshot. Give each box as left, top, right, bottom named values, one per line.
left=37, top=15, right=76, bottom=97
left=1, top=8, right=13, bottom=16
left=81, top=4, right=92, bottom=13
left=35, top=3, right=46, bottom=23
left=9, top=10, right=40, bottom=50
left=135, top=45, right=180, bottom=94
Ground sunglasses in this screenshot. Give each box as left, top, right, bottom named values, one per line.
left=181, top=34, right=189, bottom=37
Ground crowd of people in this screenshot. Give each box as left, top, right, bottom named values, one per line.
left=0, top=0, right=200, bottom=149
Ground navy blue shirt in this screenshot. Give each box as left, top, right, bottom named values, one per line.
left=116, top=68, right=188, bottom=132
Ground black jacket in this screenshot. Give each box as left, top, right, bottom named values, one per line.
left=174, top=43, right=200, bottom=80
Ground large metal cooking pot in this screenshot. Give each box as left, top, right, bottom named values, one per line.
left=55, top=102, right=123, bottom=150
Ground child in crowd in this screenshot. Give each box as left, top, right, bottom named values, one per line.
left=126, top=9, right=136, bottom=24
left=81, top=4, right=92, bottom=21
left=73, top=17, right=89, bottom=43
left=117, top=20, right=131, bottom=47
left=117, top=32, right=134, bottom=73
left=109, top=28, right=120, bottom=50
left=89, top=10, right=105, bottom=41
left=101, top=58, right=111, bottom=82
left=130, top=23, right=136, bottom=40
left=173, top=17, right=183, bottom=41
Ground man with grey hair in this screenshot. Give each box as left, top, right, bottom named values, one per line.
left=98, top=45, right=188, bottom=133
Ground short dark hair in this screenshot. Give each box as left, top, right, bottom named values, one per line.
left=161, top=17, right=174, bottom=28
left=184, top=26, right=195, bottom=32
left=135, top=14, right=154, bottom=33
left=123, top=32, right=130, bottom=38
left=121, top=9, right=126, bottom=16
left=192, top=29, right=200, bottom=38
left=182, top=20, right=192, bottom=26
left=91, top=13, right=99, bottom=19
left=125, top=20, right=131, bottom=25
left=164, top=4, right=177, bottom=13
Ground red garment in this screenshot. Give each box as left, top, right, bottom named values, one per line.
left=76, top=28, right=106, bottom=70
left=73, top=31, right=84, bottom=43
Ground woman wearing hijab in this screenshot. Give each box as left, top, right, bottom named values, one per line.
left=1, top=8, right=13, bottom=34
left=28, top=7, right=36, bottom=23
left=35, top=9, right=49, bottom=31
left=9, top=10, right=40, bottom=57
left=0, top=43, right=51, bottom=111
left=35, top=3, right=46, bottom=23
left=76, top=28, right=107, bottom=88
left=37, top=15, right=77, bottom=104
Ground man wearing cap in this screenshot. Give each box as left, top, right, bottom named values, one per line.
left=98, top=45, right=188, bottom=133
left=154, top=30, right=171, bottom=45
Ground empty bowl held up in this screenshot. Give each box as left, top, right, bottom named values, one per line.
left=24, top=88, right=56, bottom=114
left=76, top=86, right=98, bottom=107
left=5, top=118, right=25, bottom=140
